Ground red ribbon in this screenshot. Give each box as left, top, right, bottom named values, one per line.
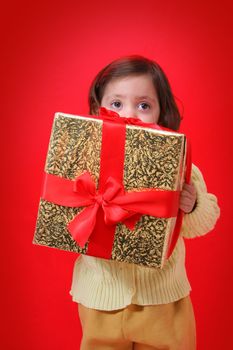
left=42, top=171, right=180, bottom=248
left=99, top=107, right=162, bottom=129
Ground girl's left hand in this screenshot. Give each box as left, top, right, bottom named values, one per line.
left=179, top=182, right=197, bottom=213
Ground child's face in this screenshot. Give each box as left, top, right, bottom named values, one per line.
left=101, top=74, right=160, bottom=124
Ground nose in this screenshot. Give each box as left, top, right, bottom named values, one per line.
left=121, top=105, right=138, bottom=119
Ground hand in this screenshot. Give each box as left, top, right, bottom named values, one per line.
left=179, top=182, right=197, bottom=213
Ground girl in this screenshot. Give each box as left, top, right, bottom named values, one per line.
left=70, top=55, right=220, bottom=350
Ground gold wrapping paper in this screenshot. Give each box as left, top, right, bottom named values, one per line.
left=33, top=112, right=187, bottom=268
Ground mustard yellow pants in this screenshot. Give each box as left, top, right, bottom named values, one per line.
left=78, top=296, right=196, bottom=350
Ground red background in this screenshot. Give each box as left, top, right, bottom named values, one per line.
left=1, top=1, right=232, bottom=349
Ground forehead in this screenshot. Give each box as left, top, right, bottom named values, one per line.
left=103, top=74, right=157, bottom=97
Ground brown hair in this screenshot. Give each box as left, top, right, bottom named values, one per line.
left=88, top=55, right=182, bottom=130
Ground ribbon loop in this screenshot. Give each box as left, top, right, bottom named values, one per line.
left=99, top=107, right=162, bottom=129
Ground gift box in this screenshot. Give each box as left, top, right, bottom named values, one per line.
left=33, top=109, right=190, bottom=268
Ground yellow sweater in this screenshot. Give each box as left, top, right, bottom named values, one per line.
left=70, top=164, right=220, bottom=310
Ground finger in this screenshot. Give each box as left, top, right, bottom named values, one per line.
left=179, top=195, right=196, bottom=211
left=180, top=193, right=195, bottom=203
left=179, top=204, right=192, bottom=213
left=179, top=202, right=195, bottom=213
left=182, top=183, right=197, bottom=194
left=179, top=197, right=195, bottom=207
left=180, top=191, right=196, bottom=202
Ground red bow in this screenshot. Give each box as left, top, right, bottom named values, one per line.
left=99, top=107, right=162, bottom=129
left=68, top=172, right=138, bottom=247
left=42, top=171, right=180, bottom=248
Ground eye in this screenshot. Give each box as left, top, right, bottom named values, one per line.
left=138, top=102, right=150, bottom=111
left=111, top=101, right=122, bottom=109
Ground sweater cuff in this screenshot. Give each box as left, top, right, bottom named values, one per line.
left=180, top=164, right=220, bottom=239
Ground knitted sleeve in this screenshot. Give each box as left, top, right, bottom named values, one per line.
left=180, top=163, right=220, bottom=239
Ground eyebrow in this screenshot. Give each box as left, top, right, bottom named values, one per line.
left=105, top=94, right=156, bottom=102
